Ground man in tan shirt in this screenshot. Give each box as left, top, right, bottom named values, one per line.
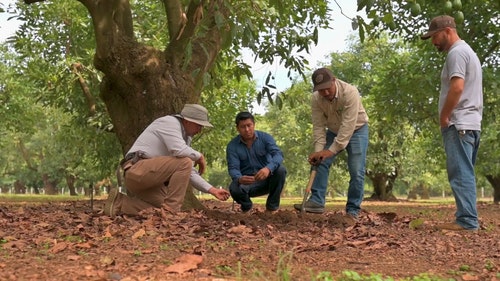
left=294, top=68, right=369, bottom=219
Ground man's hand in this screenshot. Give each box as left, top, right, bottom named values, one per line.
left=194, top=154, right=207, bottom=175
left=440, top=116, right=450, bottom=129
left=254, top=167, right=271, bottom=181
left=308, top=150, right=334, bottom=166
left=208, top=187, right=230, bottom=201
left=238, top=175, right=255, bottom=185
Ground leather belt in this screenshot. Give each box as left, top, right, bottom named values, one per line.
left=120, top=151, right=147, bottom=171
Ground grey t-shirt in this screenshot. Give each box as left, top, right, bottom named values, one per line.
left=439, top=40, right=483, bottom=131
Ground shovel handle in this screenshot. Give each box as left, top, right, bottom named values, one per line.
left=300, top=166, right=318, bottom=213
left=305, top=169, right=317, bottom=193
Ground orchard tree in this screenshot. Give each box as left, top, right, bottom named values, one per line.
left=14, top=0, right=330, bottom=153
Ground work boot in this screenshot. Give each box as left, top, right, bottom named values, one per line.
left=342, top=213, right=357, bottom=226
left=293, top=200, right=324, bottom=213
left=265, top=208, right=279, bottom=215
left=103, top=188, right=120, bottom=218
left=241, top=206, right=253, bottom=215
left=436, top=222, right=478, bottom=232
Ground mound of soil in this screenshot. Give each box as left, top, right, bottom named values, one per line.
left=0, top=199, right=498, bottom=280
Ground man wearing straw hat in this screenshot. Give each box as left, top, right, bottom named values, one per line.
left=104, top=104, right=230, bottom=217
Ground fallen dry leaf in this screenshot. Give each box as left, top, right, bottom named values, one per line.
left=132, top=228, right=146, bottom=239
left=0, top=200, right=498, bottom=281
left=66, top=255, right=81, bottom=261
left=164, top=254, right=203, bottom=273
left=50, top=241, right=68, bottom=253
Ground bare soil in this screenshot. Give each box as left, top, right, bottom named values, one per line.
left=0, top=198, right=499, bottom=281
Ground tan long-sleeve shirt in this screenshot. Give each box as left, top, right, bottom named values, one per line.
left=311, top=79, right=369, bottom=154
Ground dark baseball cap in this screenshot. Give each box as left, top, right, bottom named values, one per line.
left=421, top=15, right=456, bottom=40
left=312, top=68, right=335, bottom=91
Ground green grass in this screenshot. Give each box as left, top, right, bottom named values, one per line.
left=0, top=193, right=464, bottom=206
left=0, top=194, right=89, bottom=202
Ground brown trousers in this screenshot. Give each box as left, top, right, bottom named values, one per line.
left=117, top=156, right=192, bottom=215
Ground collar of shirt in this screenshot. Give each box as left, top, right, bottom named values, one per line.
left=238, top=133, right=258, bottom=144
left=334, top=79, right=339, bottom=99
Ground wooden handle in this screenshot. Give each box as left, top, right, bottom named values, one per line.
left=305, top=170, right=317, bottom=193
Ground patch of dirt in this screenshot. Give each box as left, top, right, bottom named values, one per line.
left=0, top=199, right=498, bottom=281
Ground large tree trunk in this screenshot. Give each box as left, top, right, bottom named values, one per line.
left=181, top=186, right=207, bottom=211
left=80, top=0, right=225, bottom=152
left=485, top=175, right=500, bottom=204
left=79, top=0, right=225, bottom=209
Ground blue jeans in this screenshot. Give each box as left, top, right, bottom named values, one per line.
left=442, top=126, right=480, bottom=230
left=309, top=124, right=368, bottom=217
left=229, top=165, right=287, bottom=211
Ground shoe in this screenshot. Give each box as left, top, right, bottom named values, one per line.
left=342, top=213, right=357, bottom=226
left=104, top=188, right=120, bottom=218
left=265, top=208, right=279, bottom=214
left=241, top=206, right=253, bottom=214
left=293, top=201, right=324, bottom=213
left=436, top=222, right=478, bottom=232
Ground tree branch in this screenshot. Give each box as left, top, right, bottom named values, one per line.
left=72, top=63, right=96, bottom=116
left=23, top=0, right=45, bottom=4
left=78, top=0, right=134, bottom=60
left=163, top=0, right=185, bottom=41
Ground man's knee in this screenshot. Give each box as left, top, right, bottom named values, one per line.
left=229, top=180, right=244, bottom=196
left=175, top=157, right=193, bottom=170
left=275, top=165, right=287, bottom=178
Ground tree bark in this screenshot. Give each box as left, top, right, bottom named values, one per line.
left=66, top=174, right=78, bottom=196
left=367, top=171, right=398, bottom=201
left=14, top=180, right=27, bottom=194
left=485, top=175, right=500, bottom=204
left=42, top=174, right=58, bottom=195
left=181, top=186, right=207, bottom=211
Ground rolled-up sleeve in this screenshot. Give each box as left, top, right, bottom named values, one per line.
left=190, top=171, right=213, bottom=192
left=312, top=94, right=328, bottom=152
left=328, top=88, right=359, bottom=154
left=226, top=140, right=242, bottom=181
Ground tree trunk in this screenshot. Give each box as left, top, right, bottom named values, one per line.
left=367, top=172, right=398, bottom=201
left=181, top=186, right=207, bottom=211
left=42, top=174, right=58, bottom=195
left=66, top=174, right=78, bottom=196
left=485, top=175, right=500, bottom=204
left=407, top=182, right=430, bottom=200
left=14, top=180, right=27, bottom=194
left=1, top=186, right=10, bottom=194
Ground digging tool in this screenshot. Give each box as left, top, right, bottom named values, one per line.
left=300, top=165, right=318, bottom=213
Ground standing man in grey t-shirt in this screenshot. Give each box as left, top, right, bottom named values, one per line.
left=421, top=15, right=483, bottom=231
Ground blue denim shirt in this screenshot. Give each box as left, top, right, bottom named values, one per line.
left=226, top=130, right=284, bottom=181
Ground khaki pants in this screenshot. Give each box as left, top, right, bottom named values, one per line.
left=117, top=156, right=192, bottom=215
